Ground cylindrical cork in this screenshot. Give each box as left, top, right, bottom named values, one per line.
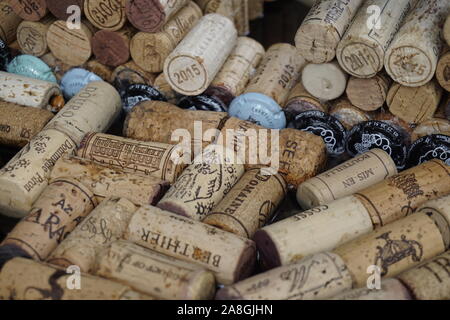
left=329, top=98, right=373, bottom=130
left=203, top=168, right=287, bottom=238
left=164, top=13, right=238, bottom=96
left=411, top=119, right=450, bottom=141
left=92, top=27, right=134, bottom=67
left=334, top=212, right=446, bottom=288
left=0, top=101, right=54, bottom=148
left=7, top=0, right=47, bottom=21
left=124, top=205, right=256, bottom=285
left=111, top=60, right=157, bottom=94
left=46, top=20, right=94, bottom=67
left=17, top=15, right=55, bottom=57
left=346, top=74, right=392, bottom=111
left=130, top=2, right=203, bottom=73
left=47, top=197, right=136, bottom=272
left=254, top=195, right=373, bottom=268
left=84, top=0, right=126, bottom=31
left=231, top=0, right=249, bottom=36
left=0, top=258, right=152, bottom=300
left=331, top=278, right=412, bottom=300
left=94, top=240, right=216, bottom=300
left=0, top=2, right=22, bottom=44
left=77, top=132, right=188, bottom=184
left=85, top=60, right=113, bottom=81
left=153, top=73, right=179, bottom=104
left=445, top=15, right=450, bottom=46
left=46, top=0, right=85, bottom=20
left=50, top=156, right=169, bottom=206
left=387, top=81, right=444, bottom=125
left=385, top=0, right=449, bottom=87
left=216, top=252, right=353, bottom=300
left=436, top=49, right=450, bottom=92
left=295, top=0, right=364, bottom=64
left=0, top=71, right=61, bottom=109
left=2, top=177, right=97, bottom=261
left=284, top=81, right=329, bottom=121
left=336, top=0, right=415, bottom=78
left=248, top=0, right=264, bottom=20
left=40, top=52, right=73, bottom=82
left=157, top=145, right=245, bottom=221
left=398, top=250, right=450, bottom=300
left=297, top=149, right=398, bottom=210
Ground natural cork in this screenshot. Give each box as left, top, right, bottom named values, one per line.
left=17, top=15, right=55, bottom=57
left=284, top=81, right=329, bottom=121
left=84, top=0, right=127, bottom=31
left=7, top=0, right=47, bottom=22
left=346, top=74, right=392, bottom=111
left=92, top=27, right=134, bottom=67
left=0, top=2, right=22, bottom=44
left=329, top=98, right=373, bottom=130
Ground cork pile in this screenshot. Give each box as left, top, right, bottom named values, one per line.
left=0, top=0, right=449, bottom=301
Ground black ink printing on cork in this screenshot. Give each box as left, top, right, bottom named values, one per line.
left=407, top=134, right=450, bottom=168
left=0, top=39, right=11, bottom=71
left=121, top=83, right=167, bottom=113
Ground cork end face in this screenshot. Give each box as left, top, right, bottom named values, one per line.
left=295, top=24, right=340, bottom=64
left=130, top=32, right=173, bottom=73
left=296, top=183, right=321, bottom=210
left=0, top=178, right=34, bottom=219
left=337, top=42, right=383, bottom=78
left=92, top=30, right=130, bottom=67
left=253, top=230, right=282, bottom=270
left=125, top=0, right=166, bottom=33
left=185, top=270, right=216, bottom=300
left=234, top=242, right=257, bottom=283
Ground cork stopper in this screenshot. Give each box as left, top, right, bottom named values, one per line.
left=411, top=118, right=450, bottom=141
left=111, top=60, right=157, bottom=95
left=40, top=52, right=73, bottom=81
left=7, top=0, right=47, bottom=21
left=85, top=60, right=113, bottom=81
left=346, top=74, right=392, bottom=111
left=92, top=27, right=133, bottom=67
left=248, top=0, right=264, bottom=20
left=0, top=2, right=22, bottom=44
left=445, top=14, right=450, bottom=46
left=331, top=278, right=412, bottom=300
left=84, top=0, right=127, bottom=31
left=302, top=61, right=348, bottom=101
left=329, top=98, right=373, bottom=130
left=436, top=49, right=450, bottom=92
left=153, top=73, right=179, bottom=104
left=17, top=15, right=55, bottom=57
left=46, top=0, right=85, bottom=20
left=284, top=81, right=329, bottom=121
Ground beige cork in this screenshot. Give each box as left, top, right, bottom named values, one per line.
left=2, top=177, right=97, bottom=261
left=254, top=195, right=373, bottom=268
left=295, top=0, right=364, bottom=64
left=124, top=205, right=257, bottom=285
left=85, top=60, right=113, bottom=81
left=436, top=49, right=450, bottom=92
left=40, top=52, right=73, bottom=82
left=334, top=212, right=446, bottom=288
left=50, top=155, right=169, bottom=206
left=84, top=0, right=127, bottom=31
left=411, top=118, right=450, bottom=141
left=0, top=2, right=22, bottom=44
left=329, top=98, right=373, bottom=130
left=93, top=240, right=216, bottom=300
left=47, top=197, right=136, bottom=272
left=164, top=13, right=238, bottom=96
left=297, top=149, right=398, bottom=210
left=248, top=0, right=264, bottom=20
left=346, top=74, right=392, bottom=111
left=336, top=0, right=416, bottom=78
left=17, top=15, right=55, bottom=57
left=283, top=81, right=329, bottom=120
left=7, top=0, right=47, bottom=22
left=0, top=129, right=77, bottom=218
left=153, top=73, right=179, bottom=104
left=216, top=252, right=353, bottom=300
left=445, top=15, right=450, bottom=46
left=0, top=101, right=54, bottom=148
left=331, top=278, right=412, bottom=300
left=385, top=0, right=450, bottom=87
left=0, top=258, right=152, bottom=300
left=92, top=26, right=135, bottom=67
left=386, top=80, right=443, bottom=125
left=130, top=2, right=203, bottom=73
left=231, top=0, right=250, bottom=36
left=111, top=60, right=157, bottom=88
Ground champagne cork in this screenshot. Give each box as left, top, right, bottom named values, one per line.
left=84, top=0, right=126, bottom=31
left=407, top=134, right=450, bottom=169
left=416, top=195, right=450, bottom=249
left=385, top=0, right=450, bottom=87
left=77, top=132, right=188, bottom=184
left=126, top=0, right=190, bottom=33
left=124, top=205, right=256, bottom=285
left=203, top=167, right=287, bottom=238
left=329, top=98, right=373, bottom=130
left=111, top=60, right=157, bottom=95
left=164, top=13, right=238, bottom=96
left=295, top=0, right=364, bottom=64
left=436, top=49, right=450, bottom=92
left=387, top=81, right=443, bottom=125
left=40, top=52, right=73, bottom=82
left=283, top=81, right=328, bottom=121
left=0, top=2, right=22, bottom=44
left=346, top=74, right=392, bottom=111
left=301, top=61, right=348, bottom=101
left=153, top=73, right=179, bottom=104
left=331, top=278, right=412, bottom=300
left=130, top=1, right=203, bottom=73
left=254, top=196, right=373, bottom=268
left=0, top=71, right=61, bottom=109
left=0, top=101, right=54, bottom=148
left=0, top=258, right=151, bottom=300
left=7, top=0, right=47, bottom=21
left=92, top=27, right=134, bottom=67
left=94, top=240, right=216, bottom=300
left=47, top=197, right=136, bottom=272
left=248, top=0, right=263, bottom=20
left=297, top=149, right=398, bottom=210
left=44, top=81, right=121, bottom=146
left=85, top=60, right=113, bottom=81
left=334, top=212, right=446, bottom=288
left=398, top=250, right=450, bottom=300
left=216, top=252, right=353, bottom=300
left=336, top=0, right=415, bottom=78
left=50, top=156, right=169, bottom=206
left=411, top=119, right=450, bottom=141
left=445, top=14, right=450, bottom=46
left=17, top=15, right=55, bottom=57
left=2, top=177, right=97, bottom=261
left=46, top=20, right=94, bottom=67
left=46, top=0, right=85, bottom=20
left=0, top=129, right=77, bottom=218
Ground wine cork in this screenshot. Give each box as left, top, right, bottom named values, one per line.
left=77, top=132, right=188, bottom=184
left=385, top=0, right=450, bottom=87
left=216, top=252, right=353, bottom=300
left=84, top=0, right=126, bottom=31
left=124, top=205, right=256, bottom=285
left=346, top=74, right=392, bottom=111
left=334, top=212, right=446, bottom=288
left=398, top=250, right=450, bottom=300
left=416, top=195, right=450, bottom=249
left=46, top=20, right=94, bottom=67
left=153, top=73, right=179, bottom=104
left=130, top=1, right=203, bottom=73
left=336, top=0, right=415, bottom=78
left=436, top=50, right=450, bottom=92
left=0, top=101, right=54, bottom=148
left=46, top=0, right=85, bottom=20
left=2, top=177, right=97, bottom=261
left=17, top=15, right=55, bottom=57
left=40, top=52, right=73, bottom=82
left=164, top=13, right=238, bottom=96
left=254, top=196, right=373, bottom=268
left=297, top=149, right=398, bottom=210
left=85, top=60, right=113, bottom=81
left=50, top=155, right=169, bottom=206
left=0, top=258, right=152, bottom=300
left=60, top=68, right=103, bottom=100
left=7, top=0, right=47, bottom=21
left=295, top=0, right=364, bottom=64
left=329, top=98, right=373, bottom=130
left=111, top=60, right=157, bottom=95
left=94, top=240, right=216, bottom=300
left=248, top=0, right=263, bottom=20
left=331, top=278, right=412, bottom=300
left=231, top=0, right=250, bottom=36
left=92, top=27, right=134, bottom=67
left=301, top=61, right=348, bottom=101
left=203, top=168, right=287, bottom=238
left=0, top=2, right=22, bottom=44
left=445, top=14, right=450, bottom=46
left=411, top=119, right=450, bottom=141
left=283, top=81, right=328, bottom=121
left=387, top=81, right=443, bottom=124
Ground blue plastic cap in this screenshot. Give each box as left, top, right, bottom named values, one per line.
left=60, top=68, right=103, bottom=99
left=7, top=54, right=57, bottom=83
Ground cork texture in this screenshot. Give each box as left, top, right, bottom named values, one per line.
left=84, top=0, right=127, bottom=31
left=0, top=2, right=22, bottom=44
left=17, top=15, right=55, bottom=57
left=346, top=74, right=392, bottom=111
